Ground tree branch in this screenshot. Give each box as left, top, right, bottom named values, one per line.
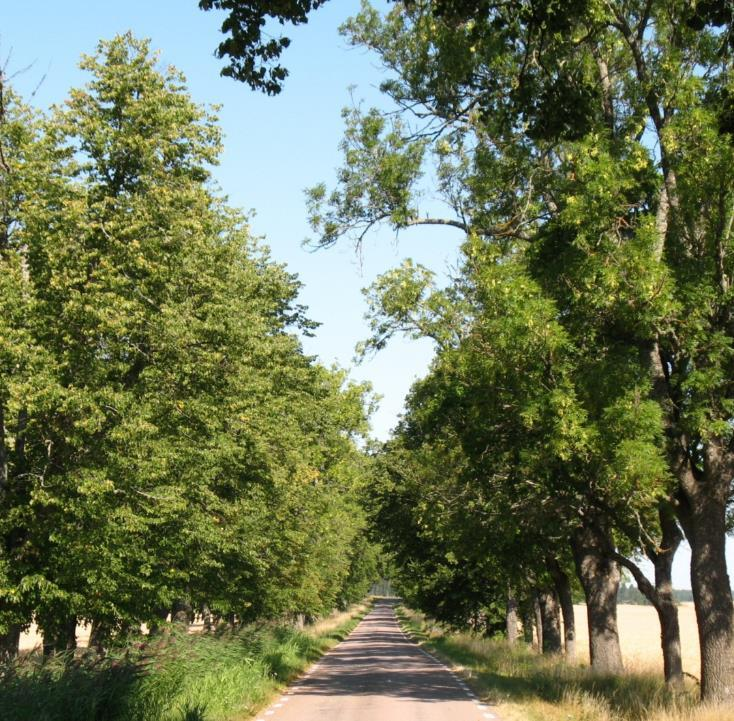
left=405, top=217, right=469, bottom=232
left=609, top=549, right=660, bottom=609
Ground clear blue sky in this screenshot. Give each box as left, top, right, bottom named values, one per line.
left=4, top=1, right=730, bottom=590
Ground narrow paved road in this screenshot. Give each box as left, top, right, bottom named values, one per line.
left=255, top=600, right=500, bottom=721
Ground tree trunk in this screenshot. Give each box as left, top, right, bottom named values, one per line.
left=547, top=556, right=576, bottom=660
left=506, top=589, right=519, bottom=645
left=612, top=502, right=684, bottom=686
left=201, top=603, right=214, bottom=632
left=677, top=455, right=734, bottom=703
left=533, top=596, right=543, bottom=652
left=43, top=616, right=77, bottom=655
left=657, top=588, right=683, bottom=688
left=62, top=616, right=77, bottom=651
left=171, top=599, right=192, bottom=625
left=537, top=588, right=563, bottom=654
left=571, top=521, right=624, bottom=673
left=653, top=504, right=684, bottom=687
left=647, top=329, right=732, bottom=697
left=148, top=606, right=170, bottom=636
left=88, top=619, right=113, bottom=653
left=521, top=604, right=534, bottom=645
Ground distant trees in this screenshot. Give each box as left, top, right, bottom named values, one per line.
left=0, top=34, right=377, bottom=656
left=617, top=583, right=694, bottom=606
left=301, top=0, right=734, bottom=705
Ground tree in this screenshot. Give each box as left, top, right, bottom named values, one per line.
left=0, top=34, right=379, bottom=654
left=0, top=67, right=53, bottom=657
left=305, top=1, right=732, bottom=692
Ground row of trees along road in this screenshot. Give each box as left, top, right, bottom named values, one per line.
left=200, top=0, right=734, bottom=706
left=0, top=34, right=381, bottom=657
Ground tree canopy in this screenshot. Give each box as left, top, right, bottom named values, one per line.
left=0, top=33, right=380, bottom=654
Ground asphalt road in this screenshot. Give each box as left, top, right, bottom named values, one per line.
left=254, top=600, right=501, bottom=721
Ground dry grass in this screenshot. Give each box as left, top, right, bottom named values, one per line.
left=397, top=606, right=734, bottom=721
left=19, top=622, right=91, bottom=652
left=304, top=601, right=372, bottom=639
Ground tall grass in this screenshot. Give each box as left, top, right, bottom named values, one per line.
left=396, top=607, right=734, bottom=721
left=0, top=602, right=370, bottom=721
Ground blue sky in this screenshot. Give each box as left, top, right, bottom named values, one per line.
left=4, top=1, right=730, bottom=590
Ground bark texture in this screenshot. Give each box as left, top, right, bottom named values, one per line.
left=611, top=503, right=683, bottom=686
left=506, top=590, right=519, bottom=645
left=677, top=458, right=734, bottom=703
left=171, top=599, right=193, bottom=625
left=43, top=616, right=77, bottom=655
left=652, top=505, right=684, bottom=687
left=533, top=596, right=543, bottom=652
left=547, top=556, right=576, bottom=660
left=88, top=620, right=114, bottom=653
left=571, top=521, right=624, bottom=673
left=537, top=589, right=562, bottom=654
left=521, top=605, right=534, bottom=645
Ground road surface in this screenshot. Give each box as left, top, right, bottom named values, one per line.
left=255, top=600, right=500, bottom=721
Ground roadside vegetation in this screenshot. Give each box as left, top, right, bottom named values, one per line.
left=397, top=607, right=732, bottom=721
left=0, top=601, right=370, bottom=721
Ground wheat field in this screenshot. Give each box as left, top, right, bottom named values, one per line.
left=572, top=603, right=700, bottom=677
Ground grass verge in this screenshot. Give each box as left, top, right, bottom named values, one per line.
left=0, top=600, right=372, bottom=721
left=395, top=606, right=734, bottom=721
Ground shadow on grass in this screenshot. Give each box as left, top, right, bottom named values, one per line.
left=179, top=702, right=207, bottom=721
left=397, top=607, right=696, bottom=721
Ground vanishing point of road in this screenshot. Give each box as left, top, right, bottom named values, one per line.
left=255, top=600, right=501, bottom=721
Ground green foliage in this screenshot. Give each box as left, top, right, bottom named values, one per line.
left=0, top=34, right=380, bottom=649
left=304, top=4, right=734, bottom=674
left=306, top=108, right=427, bottom=249
left=199, top=0, right=331, bottom=94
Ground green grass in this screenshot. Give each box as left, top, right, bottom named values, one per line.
left=394, top=606, right=731, bottom=721
left=0, top=603, right=370, bottom=721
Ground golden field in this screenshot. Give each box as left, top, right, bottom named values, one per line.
left=573, top=602, right=701, bottom=678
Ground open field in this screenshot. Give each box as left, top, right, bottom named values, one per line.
left=574, top=603, right=700, bottom=678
